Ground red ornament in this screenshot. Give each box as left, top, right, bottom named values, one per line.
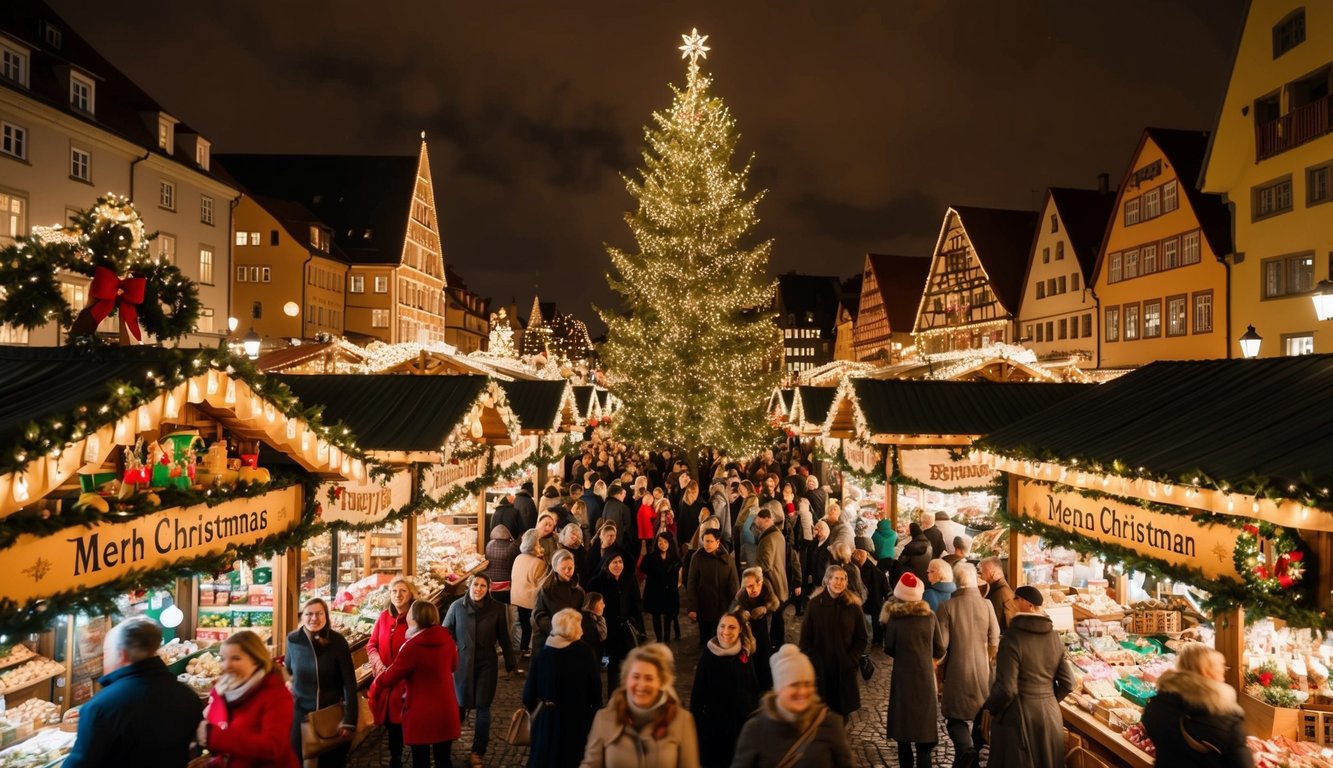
left=88, top=266, right=147, bottom=340
left=1244, top=524, right=1260, bottom=536
left=1254, top=565, right=1269, bottom=579
left=1288, top=551, right=1304, bottom=563
left=1259, top=671, right=1274, bottom=686
left=1279, top=574, right=1295, bottom=589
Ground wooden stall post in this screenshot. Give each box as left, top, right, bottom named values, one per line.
left=476, top=489, right=488, bottom=553
left=1214, top=606, right=1245, bottom=694
left=536, top=460, right=548, bottom=493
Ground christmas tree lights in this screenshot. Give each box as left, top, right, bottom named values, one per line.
left=598, top=29, right=782, bottom=461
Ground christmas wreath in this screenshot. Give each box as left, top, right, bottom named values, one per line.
left=1235, top=520, right=1306, bottom=593
left=0, top=195, right=200, bottom=342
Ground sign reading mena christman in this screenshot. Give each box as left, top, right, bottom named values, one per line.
left=898, top=448, right=996, bottom=490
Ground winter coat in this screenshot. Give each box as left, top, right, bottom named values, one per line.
left=677, top=498, right=705, bottom=550
left=686, top=547, right=740, bottom=622
left=202, top=670, right=298, bottom=768
left=871, top=520, right=897, bottom=562
left=923, top=579, right=957, bottom=612
left=830, top=558, right=867, bottom=603
left=580, top=688, right=700, bottom=768
left=532, top=575, right=587, bottom=650
left=825, top=518, right=854, bottom=554
left=284, top=627, right=358, bottom=727
left=515, top=489, right=539, bottom=531
left=799, top=587, right=868, bottom=717
left=367, top=607, right=409, bottom=723
left=691, top=644, right=760, bottom=768
left=805, top=538, right=831, bottom=591
left=581, top=609, right=608, bottom=658
left=734, top=581, right=781, bottom=687
left=493, top=502, right=528, bottom=538
left=585, top=541, right=612, bottom=584
left=601, top=497, right=635, bottom=553
left=582, top=490, right=605, bottom=532
left=857, top=558, right=888, bottom=618
left=934, top=517, right=967, bottom=554
left=589, top=565, right=645, bottom=658
left=524, top=640, right=603, bottom=768
left=896, top=534, right=931, bottom=583
left=729, top=692, right=854, bottom=768
left=1142, top=669, right=1254, bottom=768
left=983, top=576, right=1017, bottom=634
left=485, top=526, right=520, bottom=590
left=708, top=489, right=733, bottom=540
left=755, top=525, right=790, bottom=602
left=935, top=586, right=1000, bottom=719
left=922, top=524, right=947, bottom=559
left=511, top=552, right=549, bottom=610
left=62, top=656, right=202, bottom=768
left=369, top=625, right=461, bottom=746
left=880, top=600, right=945, bottom=743
left=640, top=550, right=682, bottom=615
left=443, top=594, right=516, bottom=709
left=982, top=613, right=1076, bottom=768
left=735, top=508, right=759, bottom=569
left=804, top=487, right=828, bottom=520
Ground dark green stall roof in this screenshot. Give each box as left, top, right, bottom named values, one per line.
left=795, top=386, right=837, bottom=425
left=851, top=378, right=1091, bottom=436
left=277, top=375, right=487, bottom=452
left=976, top=355, right=1333, bottom=494
left=499, top=380, right=569, bottom=433
left=572, top=386, right=597, bottom=418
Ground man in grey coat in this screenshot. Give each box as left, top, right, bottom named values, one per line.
left=982, top=585, right=1076, bottom=768
left=936, top=562, right=1000, bottom=768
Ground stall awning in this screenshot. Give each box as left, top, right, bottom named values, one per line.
left=571, top=385, right=599, bottom=420
left=977, top=355, right=1333, bottom=496
left=499, top=379, right=578, bottom=434
left=793, top=386, right=837, bottom=431
left=827, top=377, right=1091, bottom=440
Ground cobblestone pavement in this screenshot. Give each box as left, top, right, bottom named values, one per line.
left=349, top=605, right=970, bottom=767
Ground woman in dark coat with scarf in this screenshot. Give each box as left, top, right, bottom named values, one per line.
left=881, top=573, right=946, bottom=768
left=588, top=549, right=646, bottom=692
left=798, top=565, right=868, bottom=719
left=690, top=609, right=760, bottom=768
left=285, top=598, right=358, bottom=768
left=640, top=532, right=683, bottom=643
left=523, top=608, right=602, bottom=768
left=896, top=523, right=932, bottom=583
left=442, top=573, right=517, bottom=766
left=733, top=566, right=780, bottom=690
left=532, top=548, right=586, bottom=650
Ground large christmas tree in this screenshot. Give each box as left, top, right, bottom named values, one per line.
left=599, top=30, right=781, bottom=463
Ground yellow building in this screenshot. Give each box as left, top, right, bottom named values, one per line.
left=1201, top=1, right=1333, bottom=356
left=1092, top=128, right=1233, bottom=369
left=1016, top=186, right=1115, bottom=368
left=217, top=137, right=448, bottom=345
left=230, top=195, right=348, bottom=341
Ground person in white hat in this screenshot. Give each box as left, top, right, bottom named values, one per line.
left=731, top=644, right=854, bottom=767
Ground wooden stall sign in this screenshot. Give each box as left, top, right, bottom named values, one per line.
left=318, top=470, right=412, bottom=526
left=899, top=447, right=996, bottom=490
left=843, top=442, right=884, bottom=476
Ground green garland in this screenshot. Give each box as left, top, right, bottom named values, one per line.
left=889, top=446, right=1010, bottom=497
left=813, top=440, right=887, bottom=486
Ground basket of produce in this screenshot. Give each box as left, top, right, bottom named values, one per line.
left=1114, top=675, right=1157, bottom=707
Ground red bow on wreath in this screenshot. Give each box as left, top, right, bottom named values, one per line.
left=88, top=266, right=147, bottom=340
left=1277, top=551, right=1305, bottom=589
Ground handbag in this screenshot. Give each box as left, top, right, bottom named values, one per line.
left=506, top=700, right=546, bottom=746
left=774, top=705, right=826, bottom=768
left=298, top=634, right=353, bottom=758
left=858, top=653, right=875, bottom=681
left=625, top=621, right=645, bottom=648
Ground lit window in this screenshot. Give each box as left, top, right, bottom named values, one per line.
left=1108, top=253, right=1122, bottom=283
left=261, top=267, right=271, bottom=283
left=0, top=323, right=29, bottom=344
left=1284, top=334, right=1314, bottom=356
left=236, top=266, right=248, bottom=283
left=159, top=180, right=176, bottom=210
left=1262, top=253, right=1315, bottom=298
left=1162, top=238, right=1178, bottom=269
left=198, top=307, right=215, bottom=334
left=350, top=275, right=364, bottom=293
left=1143, top=299, right=1161, bottom=338
left=1123, top=304, right=1140, bottom=340
left=1181, top=231, right=1201, bottom=264
left=0, top=192, right=26, bottom=245
left=70, top=147, right=90, bottom=181
left=1123, top=250, right=1139, bottom=279
left=199, top=246, right=214, bottom=284
left=1167, top=296, right=1187, bottom=336
left=374, top=275, right=388, bottom=293
left=157, top=233, right=175, bottom=264
left=249, top=266, right=260, bottom=283
left=1143, top=188, right=1160, bottom=219
left=1141, top=244, right=1157, bottom=274
left=235, top=231, right=248, bottom=247
left=158, top=118, right=170, bottom=150
left=1, top=121, right=27, bottom=160
left=1124, top=198, right=1141, bottom=226
left=1162, top=180, right=1178, bottom=212
left=200, top=196, right=213, bottom=225
left=372, top=309, right=389, bottom=327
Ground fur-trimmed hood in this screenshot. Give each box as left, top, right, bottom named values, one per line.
left=879, top=598, right=932, bottom=624
left=1156, top=669, right=1243, bottom=717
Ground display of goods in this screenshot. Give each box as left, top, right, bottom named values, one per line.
left=0, top=658, right=64, bottom=693
left=1115, top=676, right=1157, bottom=707
left=156, top=639, right=199, bottom=664
left=415, top=571, right=445, bottom=597
left=0, top=647, right=34, bottom=669
left=970, top=527, right=1007, bottom=558
left=1130, top=609, right=1181, bottom=635
left=1123, top=722, right=1156, bottom=757
left=1082, top=678, right=1119, bottom=699
left=0, top=726, right=75, bottom=767
left=0, top=699, right=58, bottom=728
left=1249, top=735, right=1333, bottom=768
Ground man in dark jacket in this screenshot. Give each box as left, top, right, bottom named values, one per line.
left=580, top=477, right=604, bottom=532
left=600, top=483, right=635, bottom=555
left=491, top=491, right=526, bottom=538
left=676, top=480, right=706, bottom=551
left=64, top=617, right=201, bottom=768
left=980, top=557, right=1017, bottom=634
left=803, top=475, right=828, bottom=521
left=919, top=510, right=947, bottom=560
left=686, top=529, right=739, bottom=648
left=514, top=482, right=539, bottom=532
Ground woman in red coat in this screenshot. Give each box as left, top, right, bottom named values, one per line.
left=369, top=600, right=461, bottom=768
left=367, top=575, right=416, bottom=768
left=198, top=630, right=298, bottom=768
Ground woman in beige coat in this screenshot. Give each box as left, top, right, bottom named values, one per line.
left=580, top=643, right=699, bottom=768
left=510, top=529, right=548, bottom=654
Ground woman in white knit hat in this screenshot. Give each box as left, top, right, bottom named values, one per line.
left=881, top=572, right=945, bottom=768
left=730, top=644, right=854, bottom=767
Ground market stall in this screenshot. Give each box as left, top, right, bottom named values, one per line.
left=974, top=354, right=1333, bottom=767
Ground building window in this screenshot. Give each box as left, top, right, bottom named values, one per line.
left=1254, top=177, right=1294, bottom=220
left=200, top=196, right=214, bottom=225
left=1058, top=318, right=1068, bottom=340
left=1181, top=231, right=1201, bottom=264
left=1049, top=214, right=1058, bottom=233
left=1141, top=243, right=1158, bottom=274
left=1161, top=237, right=1178, bottom=270
left=70, top=146, right=90, bottom=182
left=1143, top=188, right=1161, bottom=219
left=1308, top=162, right=1331, bottom=206
left=1284, top=333, right=1315, bottom=356
left=1072, top=272, right=1080, bottom=291
left=1166, top=295, right=1188, bottom=336
left=0, top=192, right=25, bottom=245
left=234, top=231, right=247, bottom=247
left=1273, top=8, right=1306, bottom=58
left=1188, top=291, right=1213, bottom=334
left=1124, top=304, right=1140, bottom=340
left=374, top=275, right=388, bottom=293
left=372, top=309, right=389, bottom=328
left=1036, top=282, right=1046, bottom=299
left=1124, top=198, right=1141, bottom=226
left=43, top=23, right=62, bottom=49
left=248, top=266, right=260, bottom=283
left=1056, top=241, right=1065, bottom=261
left=249, top=231, right=260, bottom=245
left=195, top=141, right=209, bottom=170
left=1142, top=300, right=1162, bottom=338
left=236, top=265, right=248, bottom=283
left=1123, top=249, right=1140, bottom=280
left=1262, top=253, right=1315, bottom=298
left=350, top=275, right=364, bottom=293
left=69, top=72, right=93, bottom=114
left=157, top=233, right=175, bottom=264
left=1, top=122, right=27, bottom=160
left=157, top=118, right=171, bottom=150
left=198, top=308, right=214, bottom=334
left=1024, top=324, right=1034, bottom=342
left=1069, top=316, right=1079, bottom=339
left=1109, top=253, right=1122, bottom=283
left=261, top=267, right=271, bottom=283
left=1, top=45, right=27, bottom=87
left=159, top=180, right=175, bottom=210
left=251, top=301, right=262, bottom=319
left=1057, top=275, right=1067, bottom=294
left=1162, top=180, right=1178, bottom=213
left=1042, top=247, right=1050, bottom=264
left=0, top=323, right=30, bottom=344
left=199, top=246, right=214, bottom=284
left=1081, top=313, right=1092, bottom=338
left=1105, top=307, right=1120, bottom=342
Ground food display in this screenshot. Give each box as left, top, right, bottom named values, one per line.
left=178, top=652, right=223, bottom=694
left=1249, top=736, right=1333, bottom=768
left=415, top=521, right=484, bottom=588
left=0, top=700, right=58, bottom=730
left=0, top=659, right=64, bottom=695
left=0, top=727, right=76, bottom=768
left=0, top=647, right=34, bottom=670
left=155, top=638, right=199, bottom=666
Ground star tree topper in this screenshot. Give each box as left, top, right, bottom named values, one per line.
left=679, top=28, right=710, bottom=89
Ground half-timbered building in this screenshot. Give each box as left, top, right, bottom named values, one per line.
left=852, top=253, right=930, bottom=363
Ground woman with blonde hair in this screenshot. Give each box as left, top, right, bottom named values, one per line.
left=524, top=608, right=601, bottom=768
left=199, top=630, right=297, bottom=768
left=799, top=565, right=868, bottom=719
left=368, top=575, right=417, bottom=768
left=581, top=643, right=700, bottom=767
left=511, top=529, right=548, bottom=655
left=1142, top=643, right=1250, bottom=767
left=369, top=601, right=460, bottom=767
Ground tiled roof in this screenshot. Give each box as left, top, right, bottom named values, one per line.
left=276, top=375, right=486, bottom=452
left=1048, top=187, right=1117, bottom=281
left=951, top=207, right=1040, bottom=315
left=865, top=254, right=931, bottom=332
left=851, top=378, right=1090, bottom=436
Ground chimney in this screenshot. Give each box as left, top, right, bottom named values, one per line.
left=1097, top=173, right=1110, bottom=194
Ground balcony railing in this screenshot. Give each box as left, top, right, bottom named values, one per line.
left=1256, top=94, right=1333, bottom=160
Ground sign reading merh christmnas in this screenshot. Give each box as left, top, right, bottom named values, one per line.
left=1, top=484, right=302, bottom=605
left=1014, top=482, right=1242, bottom=582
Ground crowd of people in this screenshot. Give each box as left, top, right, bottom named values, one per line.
left=60, top=433, right=1242, bottom=768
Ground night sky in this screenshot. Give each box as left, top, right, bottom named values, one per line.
left=52, top=1, right=1246, bottom=333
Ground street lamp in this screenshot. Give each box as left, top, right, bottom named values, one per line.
left=1312, top=280, right=1333, bottom=322
left=227, top=316, right=239, bottom=333
left=1238, top=325, right=1263, bottom=359
left=242, top=328, right=262, bottom=360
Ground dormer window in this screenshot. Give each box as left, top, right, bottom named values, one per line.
left=69, top=72, right=94, bottom=115
left=1, top=43, right=28, bottom=88
left=194, top=137, right=210, bottom=170
left=157, top=116, right=174, bottom=154
left=43, top=23, right=62, bottom=50
left=309, top=226, right=329, bottom=252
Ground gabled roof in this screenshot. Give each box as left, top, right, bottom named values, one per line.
left=254, top=341, right=368, bottom=374
left=775, top=274, right=841, bottom=336
left=949, top=207, right=1040, bottom=315
left=1145, top=128, right=1233, bottom=258
left=276, top=375, right=487, bottom=452
left=839, top=274, right=864, bottom=322
left=1047, top=187, right=1117, bottom=281
left=216, top=154, right=421, bottom=266
left=841, top=378, right=1090, bottom=438
left=792, top=386, right=837, bottom=429
left=864, top=254, right=932, bottom=333
left=977, top=355, right=1333, bottom=496
left=498, top=380, right=576, bottom=434
left=247, top=194, right=351, bottom=264
left=571, top=385, right=600, bottom=419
